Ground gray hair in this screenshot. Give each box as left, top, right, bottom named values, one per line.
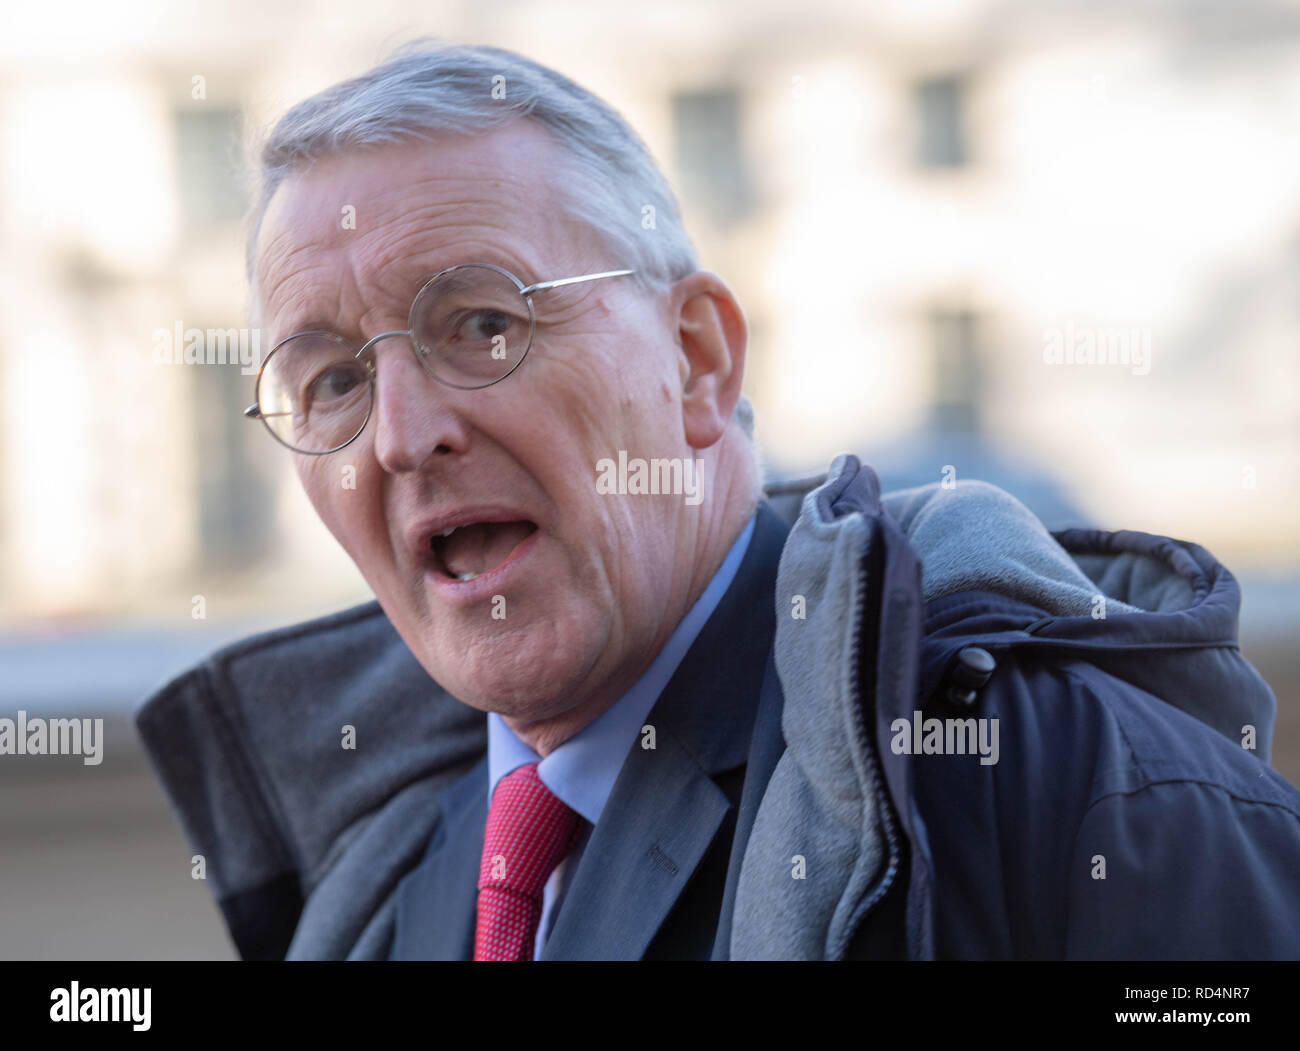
left=246, top=38, right=757, bottom=449
left=246, top=38, right=699, bottom=297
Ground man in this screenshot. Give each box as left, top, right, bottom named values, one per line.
left=137, top=41, right=1300, bottom=960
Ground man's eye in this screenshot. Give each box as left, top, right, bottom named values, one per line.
left=455, top=309, right=514, bottom=342
left=307, top=365, right=362, bottom=402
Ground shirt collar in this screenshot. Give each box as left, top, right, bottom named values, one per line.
left=488, top=512, right=758, bottom=825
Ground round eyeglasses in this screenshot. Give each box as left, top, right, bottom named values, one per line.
left=244, top=262, right=635, bottom=454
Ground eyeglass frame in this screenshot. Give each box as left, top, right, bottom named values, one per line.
left=243, top=261, right=636, bottom=455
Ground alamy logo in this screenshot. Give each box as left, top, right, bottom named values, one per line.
left=152, top=322, right=262, bottom=375
left=594, top=451, right=703, bottom=506
left=50, top=982, right=151, bottom=1031
left=1042, top=322, right=1151, bottom=376
left=890, top=710, right=1000, bottom=766
left=0, top=711, right=103, bottom=766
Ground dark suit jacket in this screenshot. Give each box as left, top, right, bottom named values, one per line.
left=389, top=502, right=797, bottom=959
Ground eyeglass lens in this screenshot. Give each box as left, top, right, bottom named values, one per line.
left=255, top=264, right=533, bottom=453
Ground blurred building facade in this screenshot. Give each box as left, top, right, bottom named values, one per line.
left=1, top=0, right=1296, bottom=630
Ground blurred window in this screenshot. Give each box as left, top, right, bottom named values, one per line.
left=193, top=354, right=274, bottom=568
left=928, top=308, right=982, bottom=432
left=672, top=88, right=753, bottom=225
left=915, top=75, right=968, bottom=168
left=174, top=108, right=245, bottom=227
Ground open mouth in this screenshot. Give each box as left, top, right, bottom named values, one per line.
left=429, top=520, right=538, bottom=582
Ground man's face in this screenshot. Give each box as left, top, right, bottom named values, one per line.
left=255, top=125, right=708, bottom=727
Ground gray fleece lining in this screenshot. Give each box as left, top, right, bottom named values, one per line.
left=881, top=480, right=1143, bottom=616
left=1073, top=552, right=1196, bottom=613
left=730, top=461, right=886, bottom=960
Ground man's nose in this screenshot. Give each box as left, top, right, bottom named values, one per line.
left=366, top=334, right=471, bottom=472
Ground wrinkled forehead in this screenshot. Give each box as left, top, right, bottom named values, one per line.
left=253, top=125, right=605, bottom=337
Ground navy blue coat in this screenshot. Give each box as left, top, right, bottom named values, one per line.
left=771, top=459, right=1300, bottom=959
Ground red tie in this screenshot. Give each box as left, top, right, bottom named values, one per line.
left=474, top=762, right=582, bottom=961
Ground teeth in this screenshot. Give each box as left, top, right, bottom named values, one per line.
left=455, top=572, right=479, bottom=582
left=438, top=527, right=457, bottom=538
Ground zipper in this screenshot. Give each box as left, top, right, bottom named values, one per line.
left=828, top=521, right=904, bottom=959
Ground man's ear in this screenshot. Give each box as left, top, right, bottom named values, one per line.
left=671, top=271, right=747, bottom=451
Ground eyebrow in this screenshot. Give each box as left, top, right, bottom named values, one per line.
left=266, top=250, right=551, bottom=345
left=277, top=318, right=341, bottom=339
left=267, top=318, right=345, bottom=348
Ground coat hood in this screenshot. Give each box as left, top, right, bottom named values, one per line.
left=880, top=470, right=1277, bottom=760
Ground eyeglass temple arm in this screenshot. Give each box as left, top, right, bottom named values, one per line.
left=245, top=406, right=298, bottom=420
left=519, top=269, right=634, bottom=296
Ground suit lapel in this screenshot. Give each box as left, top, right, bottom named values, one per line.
left=388, top=752, right=487, bottom=960
left=710, top=645, right=788, bottom=959
left=541, top=503, right=790, bottom=959
left=539, top=720, right=733, bottom=959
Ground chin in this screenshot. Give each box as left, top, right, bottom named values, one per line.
left=381, top=583, right=613, bottom=717
left=421, top=626, right=602, bottom=721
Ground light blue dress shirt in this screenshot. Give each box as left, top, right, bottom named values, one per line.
left=486, top=512, right=757, bottom=958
